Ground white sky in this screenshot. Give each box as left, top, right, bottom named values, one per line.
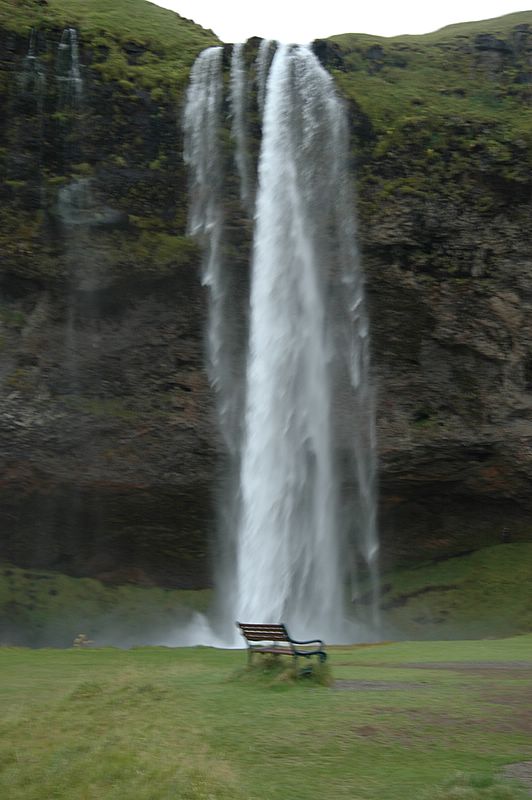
left=150, top=1, right=531, bottom=43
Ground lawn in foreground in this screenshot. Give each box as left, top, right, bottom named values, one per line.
left=0, top=636, right=531, bottom=800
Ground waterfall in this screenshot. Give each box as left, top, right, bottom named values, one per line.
left=255, top=39, right=276, bottom=116
left=55, top=27, right=88, bottom=398
left=11, top=28, right=46, bottom=185
left=184, top=46, right=247, bottom=458
left=18, top=29, right=46, bottom=110
left=230, top=43, right=253, bottom=211
left=184, top=42, right=379, bottom=643
left=57, top=27, right=83, bottom=105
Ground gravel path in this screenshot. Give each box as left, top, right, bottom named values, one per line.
left=502, top=762, right=532, bottom=796
left=396, top=661, right=532, bottom=671
left=333, top=679, right=428, bottom=691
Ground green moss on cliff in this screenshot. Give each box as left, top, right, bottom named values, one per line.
left=320, top=12, right=532, bottom=283
left=330, top=11, right=532, bottom=130
left=0, top=0, right=216, bottom=287
left=0, top=0, right=219, bottom=94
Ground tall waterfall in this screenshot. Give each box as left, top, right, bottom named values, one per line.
left=184, top=42, right=379, bottom=642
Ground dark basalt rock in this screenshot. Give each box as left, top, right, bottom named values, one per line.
left=474, top=34, right=512, bottom=52
left=312, top=39, right=346, bottom=72
left=122, top=40, right=148, bottom=64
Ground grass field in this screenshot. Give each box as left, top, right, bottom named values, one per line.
left=1, top=636, right=531, bottom=799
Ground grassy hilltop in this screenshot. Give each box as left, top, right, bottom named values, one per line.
left=0, top=0, right=219, bottom=88
left=323, top=11, right=532, bottom=224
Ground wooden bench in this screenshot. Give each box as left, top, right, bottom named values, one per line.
left=237, top=622, right=327, bottom=667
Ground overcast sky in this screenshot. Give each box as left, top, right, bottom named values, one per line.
left=151, top=1, right=531, bottom=42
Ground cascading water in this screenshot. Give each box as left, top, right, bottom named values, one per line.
left=54, top=28, right=108, bottom=567
left=18, top=29, right=46, bottom=110
left=10, top=29, right=46, bottom=186
left=183, top=41, right=379, bottom=644
left=255, top=39, right=276, bottom=116
left=57, top=27, right=83, bottom=105
left=55, top=27, right=87, bottom=397
left=184, top=47, right=244, bottom=454
left=230, top=43, right=253, bottom=211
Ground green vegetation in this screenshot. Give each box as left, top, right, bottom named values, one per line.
left=327, top=11, right=532, bottom=251
left=60, top=396, right=141, bottom=420
left=231, top=655, right=333, bottom=688
left=376, top=543, right=532, bottom=640
left=3, top=544, right=531, bottom=648
left=421, top=772, right=529, bottom=800
left=0, top=0, right=218, bottom=90
left=0, top=0, right=216, bottom=285
left=329, top=12, right=532, bottom=132
left=0, top=564, right=211, bottom=647
left=0, top=636, right=531, bottom=798
left=120, top=230, right=200, bottom=276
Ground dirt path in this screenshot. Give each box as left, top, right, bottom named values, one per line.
left=502, top=762, right=532, bottom=796
left=333, top=679, right=427, bottom=691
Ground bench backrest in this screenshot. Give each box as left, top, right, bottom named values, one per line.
left=237, top=622, right=289, bottom=642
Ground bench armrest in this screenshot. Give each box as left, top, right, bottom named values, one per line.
left=290, top=638, right=325, bottom=648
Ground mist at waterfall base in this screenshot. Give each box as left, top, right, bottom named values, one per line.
left=169, top=41, right=380, bottom=648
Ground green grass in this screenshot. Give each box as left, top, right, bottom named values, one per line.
left=0, top=636, right=530, bottom=799
left=0, top=0, right=217, bottom=47
left=329, top=10, right=532, bottom=110
left=420, top=772, right=529, bottom=800
left=0, top=564, right=211, bottom=647
left=377, top=543, right=532, bottom=640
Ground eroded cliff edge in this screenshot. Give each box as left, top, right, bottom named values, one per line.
left=0, top=1, right=531, bottom=586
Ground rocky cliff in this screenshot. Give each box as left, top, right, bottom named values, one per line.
left=0, top=1, right=531, bottom=588
left=324, top=13, right=532, bottom=562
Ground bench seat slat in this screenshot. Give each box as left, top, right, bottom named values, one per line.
left=238, top=624, right=288, bottom=641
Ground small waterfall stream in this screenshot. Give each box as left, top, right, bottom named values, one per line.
left=9, top=29, right=46, bottom=185
left=57, top=27, right=83, bottom=105
left=184, top=41, right=379, bottom=643
left=18, top=29, right=46, bottom=108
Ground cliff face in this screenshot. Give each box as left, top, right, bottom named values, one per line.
left=0, top=1, right=531, bottom=586
left=0, top=0, right=219, bottom=586
left=324, top=14, right=532, bottom=561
